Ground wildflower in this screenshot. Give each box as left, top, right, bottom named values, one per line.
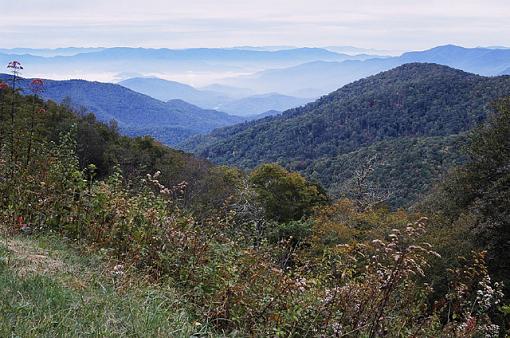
left=372, top=239, right=385, bottom=246
left=322, top=287, right=341, bottom=304
left=16, top=216, right=31, bottom=234
left=331, top=322, right=343, bottom=335
left=295, top=277, right=308, bottom=292
left=482, top=324, right=500, bottom=338
left=112, top=264, right=125, bottom=277
left=7, top=60, right=23, bottom=70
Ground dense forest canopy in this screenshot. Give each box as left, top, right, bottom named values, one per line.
left=421, top=98, right=510, bottom=289
left=183, top=63, right=510, bottom=206
left=0, top=73, right=244, bottom=145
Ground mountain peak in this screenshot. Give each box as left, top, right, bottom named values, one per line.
left=183, top=65, right=510, bottom=206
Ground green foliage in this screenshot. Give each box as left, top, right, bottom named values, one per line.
left=1, top=75, right=508, bottom=336
left=424, top=98, right=510, bottom=292
left=0, top=73, right=243, bottom=146
left=0, top=236, right=203, bottom=337
left=249, top=163, right=328, bottom=222
left=0, top=85, right=238, bottom=219
left=184, top=63, right=510, bottom=207
left=268, top=219, right=313, bottom=245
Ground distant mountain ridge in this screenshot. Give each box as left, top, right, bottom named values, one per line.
left=183, top=63, right=510, bottom=206
left=3, top=44, right=510, bottom=96
left=0, top=74, right=243, bottom=145
left=119, top=77, right=230, bottom=109
left=119, top=77, right=312, bottom=116
left=0, top=47, right=365, bottom=83
left=0, top=47, right=106, bottom=57
left=215, top=93, right=311, bottom=116
left=221, top=45, right=510, bottom=95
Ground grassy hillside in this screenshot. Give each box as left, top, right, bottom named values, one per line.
left=183, top=63, right=510, bottom=206
left=0, top=235, right=205, bottom=337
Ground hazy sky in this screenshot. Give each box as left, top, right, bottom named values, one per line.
left=1, top=0, right=509, bottom=50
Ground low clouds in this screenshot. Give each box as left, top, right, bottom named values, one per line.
left=1, top=0, right=509, bottom=49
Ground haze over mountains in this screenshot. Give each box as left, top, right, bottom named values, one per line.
left=118, top=77, right=312, bottom=116
left=221, top=45, right=510, bottom=96
left=2, top=44, right=510, bottom=149
left=1, top=45, right=508, bottom=94
left=0, top=74, right=244, bottom=145
left=0, top=47, right=375, bottom=85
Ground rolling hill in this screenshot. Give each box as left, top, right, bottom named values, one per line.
left=183, top=63, right=510, bottom=206
left=0, top=74, right=243, bottom=145
left=118, top=77, right=230, bottom=108
left=119, top=77, right=311, bottom=116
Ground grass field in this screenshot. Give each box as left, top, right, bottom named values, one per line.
left=0, top=234, right=211, bottom=337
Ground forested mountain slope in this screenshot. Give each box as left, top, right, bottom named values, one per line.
left=183, top=63, right=510, bottom=206
left=0, top=86, right=242, bottom=216
left=0, top=74, right=243, bottom=145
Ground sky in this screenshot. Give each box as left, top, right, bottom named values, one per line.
left=1, top=0, right=509, bottom=50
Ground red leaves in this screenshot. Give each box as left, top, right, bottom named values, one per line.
left=0, top=82, right=8, bottom=91
left=30, top=78, right=45, bottom=94
left=31, top=78, right=44, bottom=86
left=16, top=216, right=27, bottom=229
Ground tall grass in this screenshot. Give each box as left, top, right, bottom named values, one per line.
left=0, top=236, right=209, bottom=337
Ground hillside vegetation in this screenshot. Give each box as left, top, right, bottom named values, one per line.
left=1, top=64, right=510, bottom=336
left=0, top=74, right=243, bottom=145
left=0, top=235, right=203, bottom=337
left=184, top=63, right=510, bottom=206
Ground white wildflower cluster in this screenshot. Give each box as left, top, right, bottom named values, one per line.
left=146, top=171, right=167, bottom=194
left=367, top=219, right=439, bottom=287
left=475, top=275, right=504, bottom=312
left=481, top=323, right=500, bottom=338
left=145, top=171, right=188, bottom=197
left=112, top=264, right=125, bottom=277
left=323, top=287, right=339, bottom=304
left=294, top=277, right=308, bottom=292
left=330, top=321, right=343, bottom=335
